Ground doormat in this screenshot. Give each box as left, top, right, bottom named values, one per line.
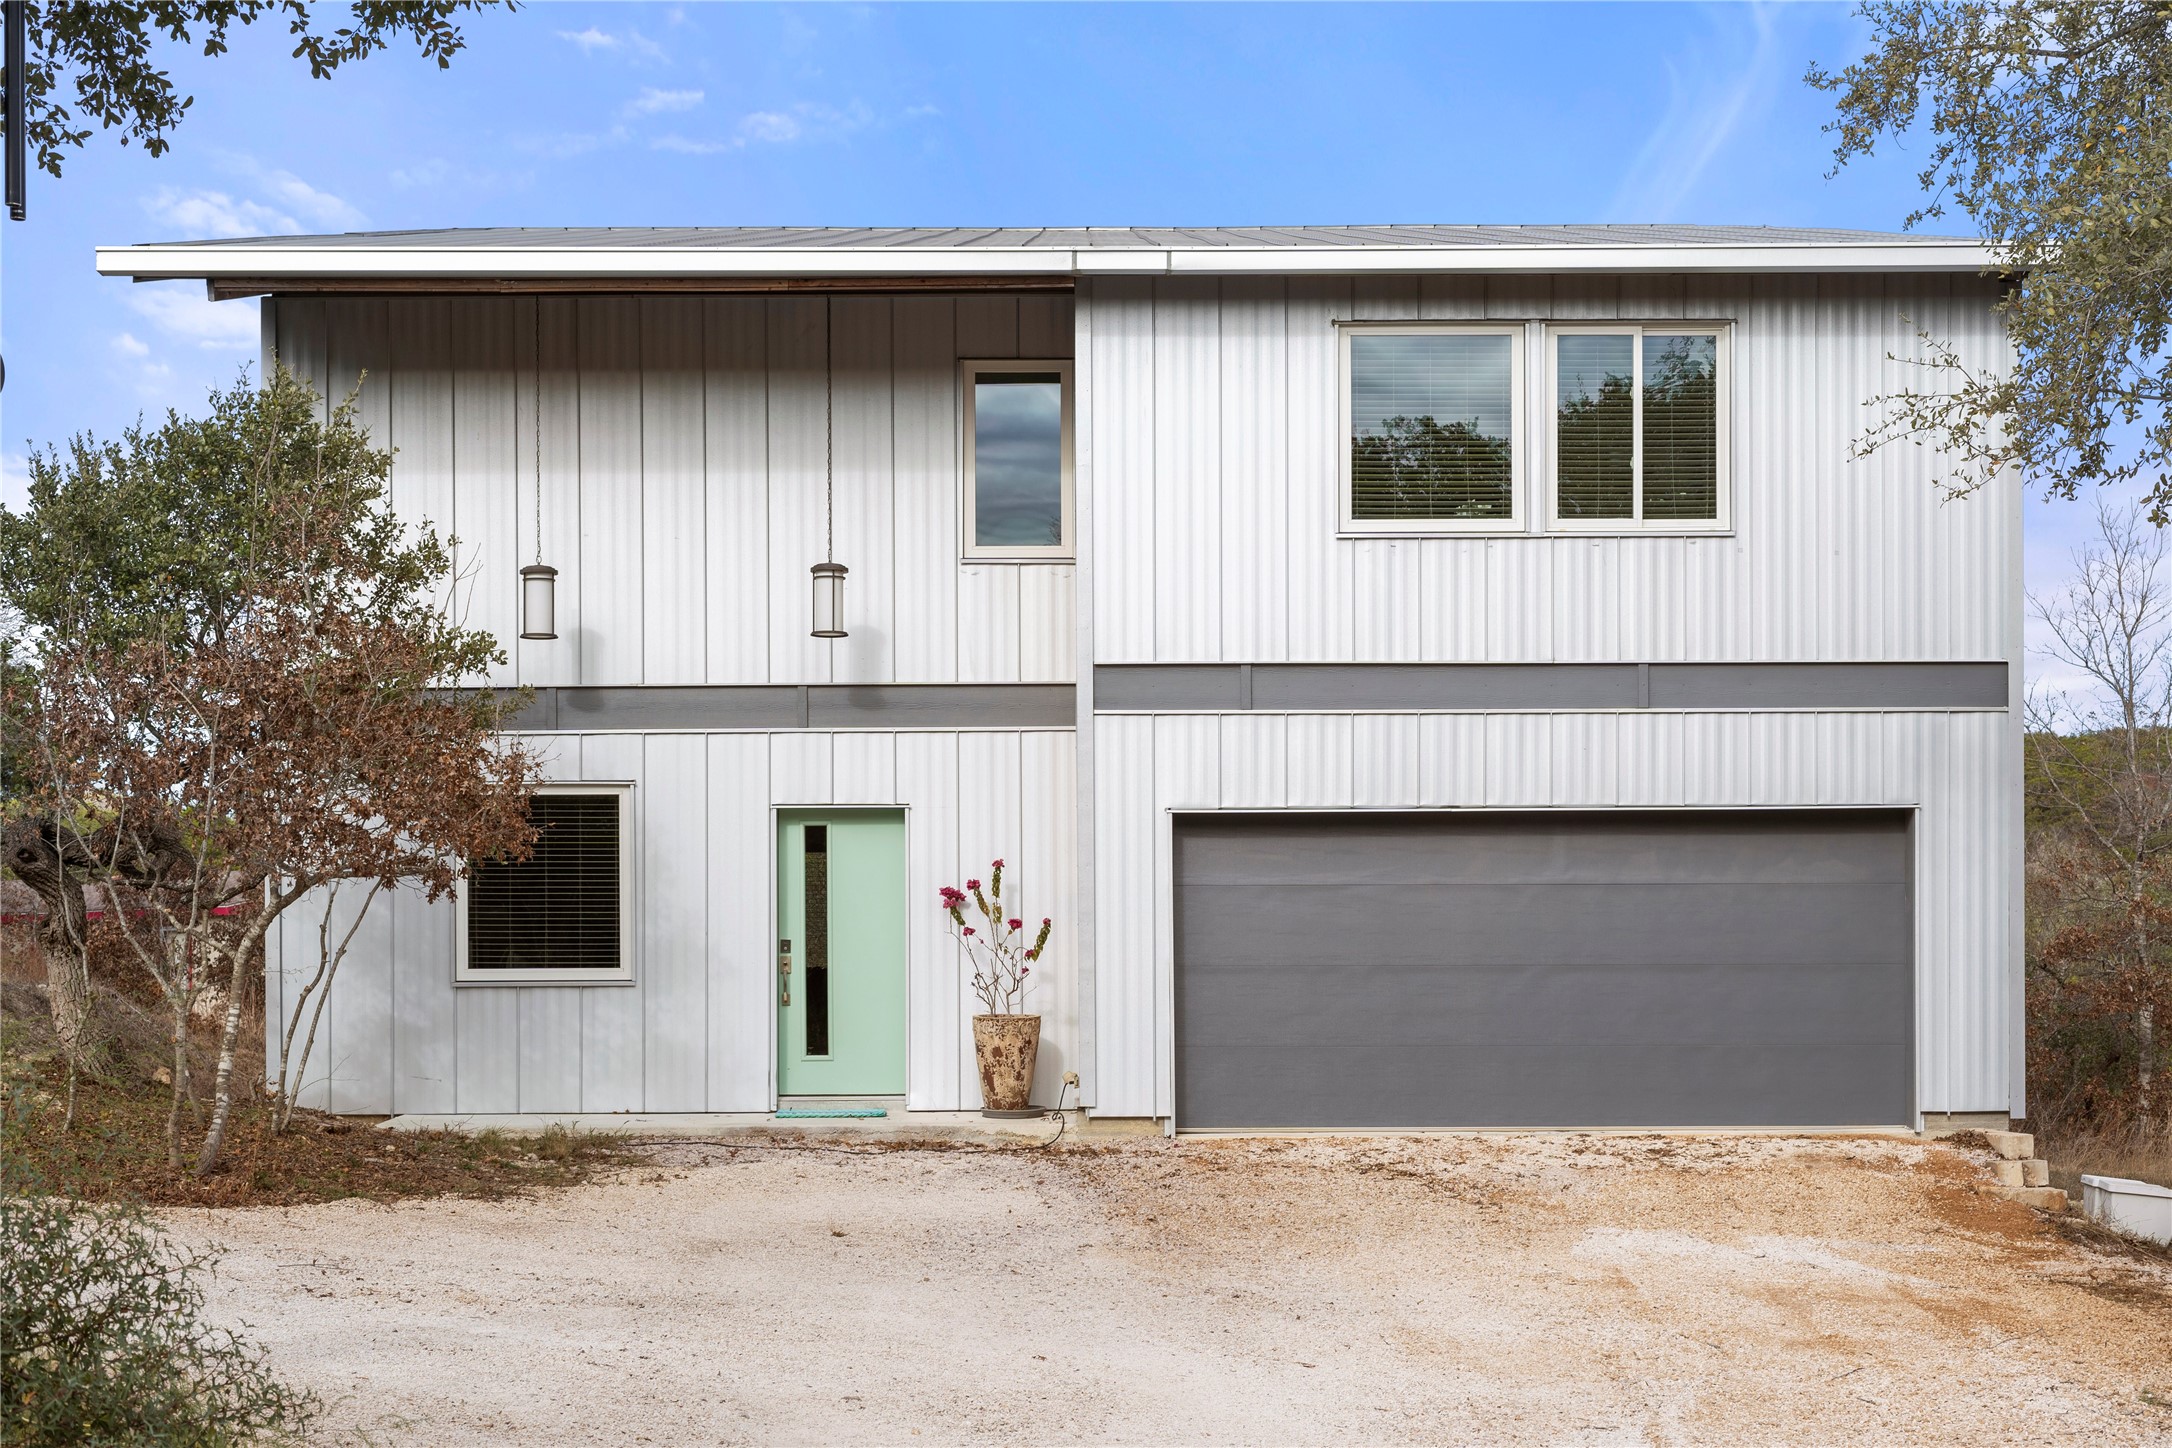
left=773, top=1107, right=889, bottom=1119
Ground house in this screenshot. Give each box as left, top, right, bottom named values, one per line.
left=96, top=226, right=2022, bottom=1133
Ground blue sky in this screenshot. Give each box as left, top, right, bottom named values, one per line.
left=0, top=0, right=2131, bottom=614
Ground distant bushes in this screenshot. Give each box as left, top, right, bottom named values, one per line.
left=0, top=1186, right=317, bottom=1446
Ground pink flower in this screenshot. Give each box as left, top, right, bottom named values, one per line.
left=963, top=926, right=976, bottom=936
left=1021, top=966, right=1031, bottom=975
left=993, top=858, right=1005, bottom=868
left=1041, top=917, right=1051, bottom=926
left=1025, top=948, right=1039, bottom=960
left=966, top=878, right=981, bottom=891
left=1007, top=918, right=1022, bottom=930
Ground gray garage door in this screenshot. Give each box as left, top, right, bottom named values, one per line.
left=1174, top=810, right=1912, bottom=1129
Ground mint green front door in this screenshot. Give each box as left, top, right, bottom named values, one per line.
left=776, top=810, right=907, bottom=1097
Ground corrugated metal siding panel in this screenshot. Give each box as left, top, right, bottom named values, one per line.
left=449, top=299, right=520, bottom=689
left=1093, top=714, right=1156, bottom=1115
left=640, top=301, right=707, bottom=686
left=269, top=297, right=1074, bottom=689
left=703, top=297, right=771, bottom=681
left=1085, top=274, right=2014, bottom=667
left=1282, top=278, right=1355, bottom=660
left=1219, top=278, right=1289, bottom=662
left=832, top=298, right=895, bottom=684
left=298, top=728, right=1075, bottom=1116
left=1154, top=279, right=1222, bottom=660
left=642, top=733, right=709, bottom=1110
left=577, top=733, right=645, bottom=1111
left=897, top=731, right=962, bottom=1110
left=767, top=299, right=831, bottom=685
left=706, top=733, right=772, bottom=1109
left=523, top=299, right=583, bottom=687
left=578, top=301, right=645, bottom=686
left=892, top=297, right=959, bottom=683
left=1092, top=708, right=2014, bottom=1121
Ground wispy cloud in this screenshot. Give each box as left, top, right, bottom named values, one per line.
left=144, top=187, right=297, bottom=238
left=144, top=156, right=364, bottom=239
left=513, top=124, right=633, bottom=160
left=124, top=284, right=260, bottom=350
left=1606, top=3, right=1785, bottom=222
left=558, top=26, right=666, bottom=62
left=625, top=86, right=703, bottom=118
left=111, top=332, right=151, bottom=358
left=228, top=158, right=365, bottom=230
left=652, top=99, right=905, bottom=156
left=651, top=134, right=737, bottom=157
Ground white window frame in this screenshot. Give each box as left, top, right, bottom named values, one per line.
left=1338, top=321, right=1527, bottom=535
left=1545, top=322, right=1733, bottom=534
left=455, top=782, right=635, bottom=986
left=962, top=359, right=1075, bottom=560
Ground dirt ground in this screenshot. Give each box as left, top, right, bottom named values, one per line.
left=165, top=1132, right=2172, bottom=1447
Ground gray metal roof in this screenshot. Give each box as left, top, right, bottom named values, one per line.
left=139, top=223, right=1969, bottom=251
left=98, top=224, right=1999, bottom=285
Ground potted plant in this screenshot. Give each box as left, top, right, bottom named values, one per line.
left=939, top=859, right=1053, bottom=1116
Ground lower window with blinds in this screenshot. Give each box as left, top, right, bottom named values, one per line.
left=457, top=785, right=634, bottom=984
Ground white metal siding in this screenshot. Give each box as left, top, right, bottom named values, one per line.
left=267, top=729, right=1079, bottom=1114
left=1089, top=709, right=2015, bottom=1121
left=1077, top=273, right=2016, bottom=666
left=268, top=295, right=1078, bottom=687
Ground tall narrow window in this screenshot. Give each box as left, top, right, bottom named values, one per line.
left=458, top=786, right=634, bottom=984
left=1341, top=324, right=1523, bottom=532
left=803, top=824, right=830, bottom=1057
left=964, top=360, right=1073, bottom=558
left=1549, top=325, right=1728, bottom=530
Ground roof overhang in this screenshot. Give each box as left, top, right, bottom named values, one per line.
left=97, top=239, right=2005, bottom=295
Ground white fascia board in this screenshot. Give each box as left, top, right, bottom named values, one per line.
left=95, top=245, right=1078, bottom=279
left=1162, top=243, right=2002, bottom=274
left=96, top=240, right=2003, bottom=281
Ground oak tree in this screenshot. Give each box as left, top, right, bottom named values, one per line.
left=1810, top=1, right=2172, bottom=508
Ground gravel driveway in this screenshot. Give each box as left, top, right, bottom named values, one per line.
left=168, top=1133, right=2172, bottom=1445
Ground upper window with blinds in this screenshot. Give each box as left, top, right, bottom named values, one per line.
left=1549, top=325, right=1729, bottom=531
left=1341, top=324, right=1524, bottom=532
left=457, top=786, right=634, bottom=985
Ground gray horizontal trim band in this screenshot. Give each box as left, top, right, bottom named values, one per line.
left=1094, top=662, right=2008, bottom=712
left=506, top=683, right=1076, bottom=731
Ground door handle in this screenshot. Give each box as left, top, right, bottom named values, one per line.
left=778, top=938, right=792, bottom=1006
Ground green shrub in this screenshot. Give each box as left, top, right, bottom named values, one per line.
left=1, top=1192, right=317, bottom=1446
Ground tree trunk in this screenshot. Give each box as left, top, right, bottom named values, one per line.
left=2141, top=1001, right=2157, bottom=1125
left=40, top=940, right=93, bottom=1121
left=166, top=990, right=189, bottom=1172
left=6, top=819, right=98, bottom=1102
left=194, top=926, right=267, bottom=1177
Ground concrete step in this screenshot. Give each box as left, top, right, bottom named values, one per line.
left=1981, top=1129, right=2034, bottom=1160
left=1987, top=1183, right=2067, bottom=1213
left=1988, top=1157, right=2053, bottom=1188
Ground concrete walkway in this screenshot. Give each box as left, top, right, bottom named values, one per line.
left=379, top=1108, right=1086, bottom=1144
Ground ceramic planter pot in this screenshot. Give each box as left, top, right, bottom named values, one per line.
left=972, top=1013, right=1041, bottom=1114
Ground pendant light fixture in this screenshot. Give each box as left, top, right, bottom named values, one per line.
left=811, top=332, right=848, bottom=639
left=520, top=296, right=559, bottom=641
